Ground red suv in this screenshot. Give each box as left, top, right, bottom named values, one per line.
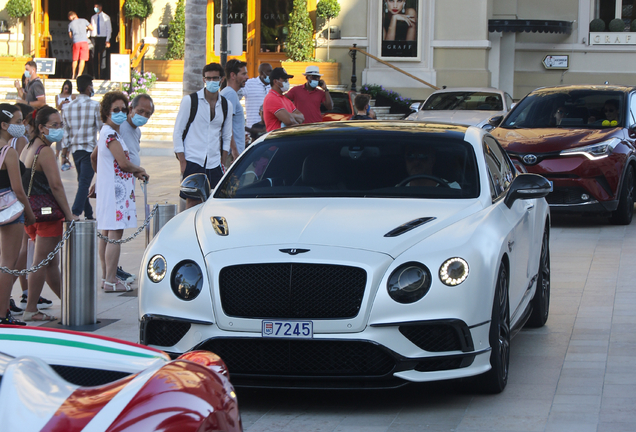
left=490, top=85, right=636, bottom=224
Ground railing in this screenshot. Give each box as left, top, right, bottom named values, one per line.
left=131, top=41, right=150, bottom=70
left=348, top=44, right=439, bottom=91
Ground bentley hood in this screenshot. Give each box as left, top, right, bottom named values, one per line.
left=492, top=127, right=622, bottom=153
left=194, top=198, right=484, bottom=258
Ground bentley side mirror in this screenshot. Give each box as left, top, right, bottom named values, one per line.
left=180, top=173, right=211, bottom=202
left=504, top=174, right=552, bottom=208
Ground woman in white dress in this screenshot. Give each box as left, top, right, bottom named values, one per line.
left=95, top=92, right=149, bottom=292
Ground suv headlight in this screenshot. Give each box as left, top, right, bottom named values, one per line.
left=387, top=262, right=432, bottom=304
left=560, top=138, right=621, bottom=160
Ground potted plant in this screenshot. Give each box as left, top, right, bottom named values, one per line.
left=123, top=0, right=154, bottom=51
left=145, top=0, right=184, bottom=81
left=6, top=0, right=32, bottom=56
left=316, top=0, right=340, bottom=60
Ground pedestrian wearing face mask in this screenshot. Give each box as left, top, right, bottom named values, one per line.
left=61, top=74, right=102, bottom=221
left=15, top=61, right=45, bottom=109
left=285, top=65, right=333, bottom=124
left=263, top=67, right=304, bottom=132
left=243, top=63, right=272, bottom=131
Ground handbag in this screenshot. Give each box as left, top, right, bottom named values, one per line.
left=27, top=147, right=64, bottom=222
left=0, top=145, right=24, bottom=226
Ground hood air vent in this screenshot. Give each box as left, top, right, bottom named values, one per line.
left=384, top=217, right=436, bottom=237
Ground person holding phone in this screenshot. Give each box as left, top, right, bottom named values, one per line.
left=285, top=65, right=333, bottom=124
left=56, top=80, right=76, bottom=111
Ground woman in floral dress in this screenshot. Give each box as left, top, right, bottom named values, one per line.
left=95, top=92, right=149, bottom=292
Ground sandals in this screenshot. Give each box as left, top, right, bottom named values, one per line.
left=103, top=280, right=132, bottom=293
left=23, top=310, right=57, bottom=322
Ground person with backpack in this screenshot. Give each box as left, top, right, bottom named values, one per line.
left=173, top=63, right=233, bottom=209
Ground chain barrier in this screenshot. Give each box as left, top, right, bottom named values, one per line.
left=0, top=221, right=76, bottom=277
left=97, top=204, right=159, bottom=244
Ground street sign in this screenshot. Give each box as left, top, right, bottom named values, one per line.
left=34, top=58, right=56, bottom=75
left=543, top=55, right=569, bottom=70
left=214, top=23, right=243, bottom=56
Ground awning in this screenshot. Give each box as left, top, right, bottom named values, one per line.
left=488, top=19, right=573, bottom=35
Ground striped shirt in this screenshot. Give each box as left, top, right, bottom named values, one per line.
left=61, top=94, right=103, bottom=153
left=243, top=77, right=270, bottom=129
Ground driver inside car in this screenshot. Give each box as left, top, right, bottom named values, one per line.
left=402, top=145, right=461, bottom=188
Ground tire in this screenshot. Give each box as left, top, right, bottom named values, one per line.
left=526, top=227, right=550, bottom=328
left=479, top=262, right=510, bottom=394
left=610, top=165, right=634, bottom=225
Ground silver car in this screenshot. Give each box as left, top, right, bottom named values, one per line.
left=407, top=87, right=513, bottom=128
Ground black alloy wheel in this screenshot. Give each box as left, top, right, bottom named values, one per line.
left=479, top=261, right=510, bottom=394
left=610, top=165, right=634, bottom=225
left=527, top=227, right=550, bottom=328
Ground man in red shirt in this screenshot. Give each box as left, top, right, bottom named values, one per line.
left=263, top=67, right=305, bottom=132
left=285, top=65, right=333, bottom=124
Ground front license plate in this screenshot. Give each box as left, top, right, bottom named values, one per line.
left=262, top=320, right=313, bottom=339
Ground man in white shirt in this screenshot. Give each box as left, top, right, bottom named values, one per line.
left=220, top=59, right=248, bottom=157
left=90, top=3, right=112, bottom=79
left=243, top=63, right=272, bottom=129
left=173, top=62, right=233, bottom=209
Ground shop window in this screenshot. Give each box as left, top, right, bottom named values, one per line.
left=214, top=0, right=248, bottom=53
left=595, top=0, right=636, bottom=30
left=261, top=0, right=293, bottom=53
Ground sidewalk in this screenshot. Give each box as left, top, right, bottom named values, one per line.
left=10, top=141, right=180, bottom=343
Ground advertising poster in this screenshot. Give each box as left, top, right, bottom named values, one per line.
left=380, top=0, right=421, bottom=61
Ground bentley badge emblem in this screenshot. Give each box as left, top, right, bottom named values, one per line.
left=522, top=154, right=538, bottom=165
left=279, top=248, right=310, bottom=255
left=211, top=216, right=229, bottom=236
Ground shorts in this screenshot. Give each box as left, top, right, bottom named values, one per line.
left=72, top=41, right=90, bottom=61
left=179, top=161, right=224, bottom=200
left=25, top=219, right=63, bottom=241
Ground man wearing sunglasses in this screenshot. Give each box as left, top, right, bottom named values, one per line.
left=61, top=74, right=102, bottom=220
left=285, top=65, right=333, bottom=124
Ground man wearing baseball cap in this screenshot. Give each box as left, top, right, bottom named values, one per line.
left=285, top=65, right=333, bottom=124
left=263, top=67, right=305, bottom=132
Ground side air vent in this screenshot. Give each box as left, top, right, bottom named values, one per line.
left=384, top=217, right=435, bottom=237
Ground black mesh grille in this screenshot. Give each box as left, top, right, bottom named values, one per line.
left=399, top=325, right=463, bottom=352
left=200, top=339, right=395, bottom=376
left=145, top=320, right=191, bottom=347
left=219, top=264, right=367, bottom=318
left=546, top=187, right=590, bottom=205
left=51, top=365, right=131, bottom=386
left=415, top=357, right=465, bottom=372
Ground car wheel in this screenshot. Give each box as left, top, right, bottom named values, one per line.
left=526, top=227, right=550, bottom=328
left=479, top=261, right=510, bottom=394
left=610, top=165, right=634, bottom=225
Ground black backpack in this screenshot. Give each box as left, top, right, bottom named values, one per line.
left=181, top=92, right=229, bottom=154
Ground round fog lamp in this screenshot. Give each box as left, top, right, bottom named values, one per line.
left=387, top=262, right=432, bottom=304
left=147, top=255, right=167, bottom=283
left=171, top=260, right=204, bottom=300
left=581, top=193, right=589, bottom=201
left=439, top=257, right=469, bottom=286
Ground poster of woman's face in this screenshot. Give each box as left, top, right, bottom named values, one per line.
left=380, top=0, right=421, bottom=60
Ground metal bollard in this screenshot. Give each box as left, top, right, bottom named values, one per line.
left=61, top=220, right=97, bottom=326
left=153, top=204, right=178, bottom=238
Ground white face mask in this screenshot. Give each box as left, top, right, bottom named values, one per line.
left=281, top=81, right=290, bottom=92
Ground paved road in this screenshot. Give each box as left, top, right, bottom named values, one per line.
left=14, top=146, right=636, bottom=432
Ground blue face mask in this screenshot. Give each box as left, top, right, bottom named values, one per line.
left=206, top=80, right=220, bottom=93
left=24, top=70, right=31, bottom=79
left=94, top=7, right=100, bottom=13
left=111, top=111, right=127, bottom=125
left=45, top=128, right=64, bottom=143
left=263, top=76, right=270, bottom=84
left=309, top=80, right=319, bottom=88
left=132, top=113, right=149, bottom=127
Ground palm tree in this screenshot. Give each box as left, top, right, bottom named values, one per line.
left=183, top=0, right=207, bottom=95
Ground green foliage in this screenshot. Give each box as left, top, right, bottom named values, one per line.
left=589, top=18, right=605, bottom=32
left=6, top=0, right=33, bottom=19
left=287, top=0, right=314, bottom=62
left=123, top=0, right=154, bottom=20
left=360, top=84, right=412, bottom=114
left=631, top=19, right=636, bottom=32
left=316, top=0, right=340, bottom=20
left=609, top=18, right=625, bottom=32
left=123, top=70, right=157, bottom=99
left=165, top=0, right=185, bottom=60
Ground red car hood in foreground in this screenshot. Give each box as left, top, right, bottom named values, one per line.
left=492, top=127, right=622, bottom=153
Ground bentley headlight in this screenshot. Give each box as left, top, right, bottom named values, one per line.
left=147, top=255, right=166, bottom=283
left=439, top=257, right=469, bottom=286
left=560, top=138, right=621, bottom=160
left=171, top=260, right=203, bottom=300
left=387, top=262, right=432, bottom=304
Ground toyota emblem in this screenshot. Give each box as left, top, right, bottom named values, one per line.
left=522, top=154, right=538, bottom=165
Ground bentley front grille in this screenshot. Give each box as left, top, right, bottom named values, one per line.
left=219, top=263, right=367, bottom=319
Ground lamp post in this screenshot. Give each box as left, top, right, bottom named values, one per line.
left=220, top=0, right=228, bottom=67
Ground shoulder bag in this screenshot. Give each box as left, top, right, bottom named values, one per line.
left=0, top=145, right=24, bottom=225
left=27, top=146, right=64, bottom=222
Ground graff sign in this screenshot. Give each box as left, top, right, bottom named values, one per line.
left=590, top=32, right=636, bottom=45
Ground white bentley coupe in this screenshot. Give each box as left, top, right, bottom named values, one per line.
left=139, top=121, right=551, bottom=393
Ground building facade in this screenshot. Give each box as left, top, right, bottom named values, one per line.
left=1, top=0, right=635, bottom=99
